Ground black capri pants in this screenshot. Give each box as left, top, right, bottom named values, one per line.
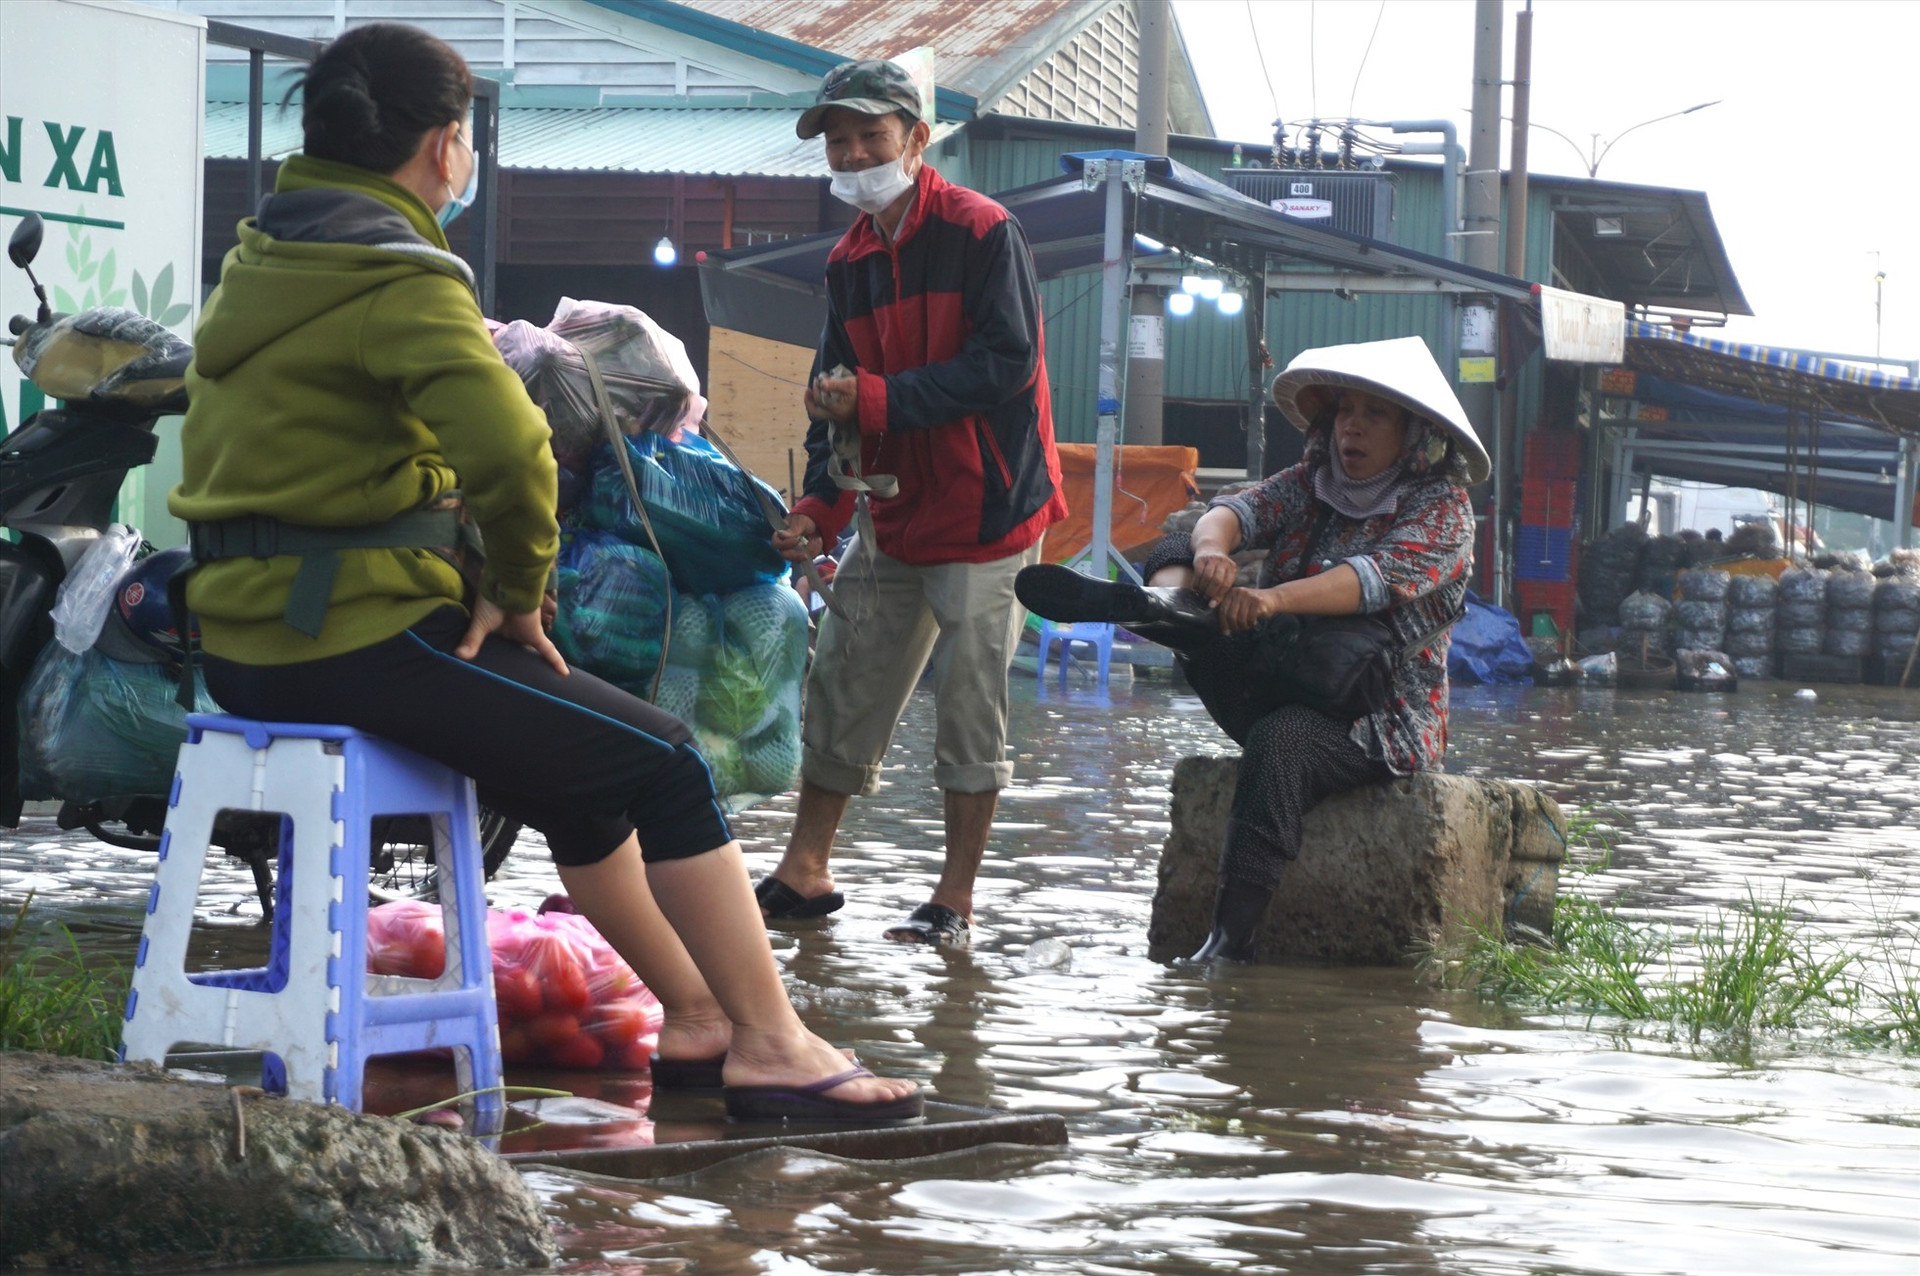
left=200, top=606, right=732, bottom=866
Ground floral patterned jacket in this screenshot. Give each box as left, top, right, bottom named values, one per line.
left=1212, top=463, right=1476, bottom=774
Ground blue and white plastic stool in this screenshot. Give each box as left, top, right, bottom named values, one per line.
left=121, top=715, right=502, bottom=1129
left=1036, top=618, right=1115, bottom=687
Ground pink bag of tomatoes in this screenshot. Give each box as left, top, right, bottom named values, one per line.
left=366, top=900, right=664, bottom=1071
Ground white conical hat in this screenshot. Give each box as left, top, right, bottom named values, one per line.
left=1270, top=335, right=1490, bottom=484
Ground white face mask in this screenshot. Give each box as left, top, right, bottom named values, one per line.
left=830, top=158, right=916, bottom=215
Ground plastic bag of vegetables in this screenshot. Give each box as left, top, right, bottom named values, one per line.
left=657, top=583, right=808, bottom=806
left=366, top=901, right=665, bottom=1072
left=550, top=527, right=671, bottom=699
left=584, top=431, right=789, bottom=596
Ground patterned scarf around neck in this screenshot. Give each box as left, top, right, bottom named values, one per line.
left=1314, top=457, right=1409, bottom=520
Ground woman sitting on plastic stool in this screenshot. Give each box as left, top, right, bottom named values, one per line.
left=1018, top=337, right=1481, bottom=963
left=169, top=22, right=917, bottom=1122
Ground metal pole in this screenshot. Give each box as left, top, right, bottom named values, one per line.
left=247, top=48, right=264, bottom=212
left=1465, top=0, right=1504, bottom=605
left=471, top=85, right=499, bottom=317
left=1898, top=437, right=1917, bottom=550
left=1086, top=160, right=1139, bottom=583
left=1124, top=0, right=1171, bottom=449
left=1246, top=267, right=1268, bottom=479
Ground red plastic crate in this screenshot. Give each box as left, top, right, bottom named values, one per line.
left=1525, top=430, right=1582, bottom=481
left=1520, top=480, right=1577, bottom=528
left=1513, top=578, right=1576, bottom=637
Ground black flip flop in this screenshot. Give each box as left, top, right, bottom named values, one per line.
left=724, top=1065, right=924, bottom=1123
left=883, top=902, right=971, bottom=946
left=648, top=1051, right=727, bottom=1090
left=755, top=876, right=845, bottom=920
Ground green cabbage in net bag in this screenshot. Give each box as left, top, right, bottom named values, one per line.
left=743, top=709, right=803, bottom=797
left=650, top=665, right=699, bottom=725
left=552, top=529, right=669, bottom=697
left=693, top=728, right=749, bottom=799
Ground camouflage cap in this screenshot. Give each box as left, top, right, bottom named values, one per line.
left=796, top=59, right=925, bottom=140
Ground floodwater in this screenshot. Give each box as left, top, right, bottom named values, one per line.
left=4, top=672, right=1919, bottom=1275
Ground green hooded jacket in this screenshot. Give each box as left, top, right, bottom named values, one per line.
left=169, top=154, right=557, bottom=664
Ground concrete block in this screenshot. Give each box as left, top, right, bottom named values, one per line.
left=1147, top=757, right=1566, bottom=965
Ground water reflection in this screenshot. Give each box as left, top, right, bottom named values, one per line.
left=4, top=675, right=1918, bottom=1274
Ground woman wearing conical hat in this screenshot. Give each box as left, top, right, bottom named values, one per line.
left=1018, top=336, right=1483, bottom=962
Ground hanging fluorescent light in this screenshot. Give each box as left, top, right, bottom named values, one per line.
left=1199, top=277, right=1224, bottom=300
left=1181, top=274, right=1205, bottom=295
left=1167, top=292, right=1196, bottom=317
left=653, top=236, right=678, bottom=267
left=1216, top=291, right=1244, bottom=316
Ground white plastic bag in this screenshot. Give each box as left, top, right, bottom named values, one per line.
left=49, top=524, right=141, bottom=654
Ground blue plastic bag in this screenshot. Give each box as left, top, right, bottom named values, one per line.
left=583, top=432, right=788, bottom=596
left=1447, top=591, right=1536, bottom=686
left=551, top=528, right=671, bottom=699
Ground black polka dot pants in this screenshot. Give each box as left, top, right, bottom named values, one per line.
left=1181, top=641, right=1392, bottom=893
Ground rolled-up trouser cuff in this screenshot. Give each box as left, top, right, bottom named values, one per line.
left=1140, top=532, right=1196, bottom=581
left=933, top=759, right=1014, bottom=793
left=801, top=742, right=882, bottom=797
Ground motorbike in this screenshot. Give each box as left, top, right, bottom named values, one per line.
left=0, top=212, right=518, bottom=917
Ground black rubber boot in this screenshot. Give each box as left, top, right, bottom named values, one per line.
left=1187, top=876, right=1275, bottom=963
left=1014, top=564, right=1219, bottom=644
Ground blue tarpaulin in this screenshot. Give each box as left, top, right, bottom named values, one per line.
left=1447, top=591, right=1535, bottom=685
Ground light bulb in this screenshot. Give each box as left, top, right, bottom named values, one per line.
left=1181, top=274, right=1205, bottom=295
left=1167, top=292, right=1196, bottom=317
left=1199, top=277, right=1223, bottom=300
left=1216, top=291, right=1244, bottom=316
left=653, top=236, right=678, bottom=267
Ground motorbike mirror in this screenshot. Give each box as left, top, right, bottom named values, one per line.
left=7, top=214, right=43, bottom=269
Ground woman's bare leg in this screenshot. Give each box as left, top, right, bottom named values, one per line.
left=556, top=834, right=728, bottom=1063
left=560, top=839, right=916, bottom=1103
left=1148, top=564, right=1196, bottom=588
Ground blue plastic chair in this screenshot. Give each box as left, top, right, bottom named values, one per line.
left=122, top=715, right=503, bottom=1132
left=1036, top=618, right=1115, bottom=687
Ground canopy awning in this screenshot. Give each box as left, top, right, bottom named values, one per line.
left=1605, top=322, right=1920, bottom=528
left=700, top=152, right=1537, bottom=347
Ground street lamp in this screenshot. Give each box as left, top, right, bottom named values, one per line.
left=1529, top=100, right=1721, bottom=178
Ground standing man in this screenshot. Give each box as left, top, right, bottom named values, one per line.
left=758, top=57, right=1066, bottom=946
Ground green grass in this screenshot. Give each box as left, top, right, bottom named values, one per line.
left=0, top=896, right=131, bottom=1062
left=1424, top=814, right=1920, bottom=1052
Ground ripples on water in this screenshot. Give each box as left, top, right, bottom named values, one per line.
left=4, top=677, right=1917, bottom=1274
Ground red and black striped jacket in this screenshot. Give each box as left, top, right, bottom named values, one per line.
left=791, top=164, right=1066, bottom=566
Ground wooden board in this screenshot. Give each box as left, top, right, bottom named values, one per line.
left=706, top=325, right=816, bottom=504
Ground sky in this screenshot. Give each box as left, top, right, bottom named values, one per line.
left=1171, top=0, right=1920, bottom=368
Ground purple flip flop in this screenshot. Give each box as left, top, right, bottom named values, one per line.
left=724, top=1066, right=924, bottom=1123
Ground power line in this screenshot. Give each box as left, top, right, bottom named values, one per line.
left=1244, top=0, right=1279, bottom=120
left=1347, top=0, right=1388, bottom=120
left=1309, top=0, right=1319, bottom=120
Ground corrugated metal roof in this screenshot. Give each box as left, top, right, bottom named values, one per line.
left=673, top=0, right=1100, bottom=102
left=203, top=102, right=954, bottom=175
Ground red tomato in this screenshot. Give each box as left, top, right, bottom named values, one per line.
left=544, top=1032, right=606, bottom=1070
left=498, top=1023, right=534, bottom=1065
left=525, top=932, right=590, bottom=1013
left=587, top=1001, right=650, bottom=1050
left=525, top=1011, right=581, bottom=1050
left=492, top=966, right=543, bottom=1022
left=585, top=955, right=635, bottom=1003
left=406, top=927, right=446, bottom=980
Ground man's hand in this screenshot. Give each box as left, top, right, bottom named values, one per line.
left=1189, top=547, right=1239, bottom=601
left=773, top=511, right=825, bottom=565
left=454, top=594, right=569, bottom=676
left=1216, top=585, right=1282, bottom=635
left=804, top=372, right=859, bottom=426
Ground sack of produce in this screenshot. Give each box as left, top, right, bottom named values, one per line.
left=1577, top=525, right=1647, bottom=625
left=1726, top=630, right=1775, bottom=657
left=1732, top=654, right=1774, bottom=680
left=585, top=431, right=788, bottom=596
left=1823, top=628, right=1872, bottom=657
left=1777, top=567, right=1827, bottom=603
left=1637, top=534, right=1689, bottom=597
left=367, top=900, right=665, bottom=1072
left=1676, top=569, right=1731, bottom=602
left=1826, top=607, right=1871, bottom=634
left=17, top=644, right=217, bottom=802
left=1777, top=626, right=1824, bottom=655
left=1676, top=627, right=1724, bottom=652
left=1675, top=648, right=1736, bottom=692
left=1726, top=607, right=1774, bottom=635
left=1826, top=569, right=1876, bottom=611
left=1673, top=599, right=1727, bottom=632
left=1618, top=589, right=1672, bottom=630
left=658, top=583, right=809, bottom=804
left=1726, top=573, right=1777, bottom=607
left=551, top=528, right=671, bottom=699
left=492, top=297, right=704, bottom=470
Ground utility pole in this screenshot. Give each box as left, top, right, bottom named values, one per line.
left=1464, top=0, right=1504, bottom=602
left=1499, top=1, right=1533, bottom=610
left=1125, top=0, right=1171, bottom=447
